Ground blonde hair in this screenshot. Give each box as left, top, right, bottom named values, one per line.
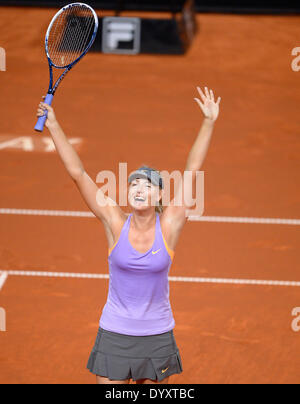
left=139, top=164, right=164, bottom=214
left=156, top=198, right=164, bottom=214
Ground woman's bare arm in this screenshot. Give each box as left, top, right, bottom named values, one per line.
left=37, top=101, right=125, bottom=229
left=161, top=87, right=221, bottom=249
left=186, top=87, right=221, bottom=171
left=37, top=101, right=84, bottom=179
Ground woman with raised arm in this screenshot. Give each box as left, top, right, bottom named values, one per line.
left=36, top=86, right=221, bottom=384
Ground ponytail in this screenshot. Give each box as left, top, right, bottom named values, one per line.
left=155, top=198, right=163, bottom=214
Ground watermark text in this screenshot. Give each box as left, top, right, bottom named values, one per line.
left=291, top=47, right=300, bottom=72
left=95, top=163, right=204, bottom=217
left=0, top=47, right=6, bottom=71
left=0, top=307, right=6, bottom=332
left=291, top=307, right=300, bottom=332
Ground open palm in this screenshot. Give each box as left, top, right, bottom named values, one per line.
left=194, top=87, right=221, bottom=122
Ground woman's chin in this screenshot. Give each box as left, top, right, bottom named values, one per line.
left=133, top=204, right=147, bottom=210
left=129, top=201, right=150, bottom=211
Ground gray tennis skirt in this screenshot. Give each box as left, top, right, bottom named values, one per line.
left=87, top=327, right=183, bottom=382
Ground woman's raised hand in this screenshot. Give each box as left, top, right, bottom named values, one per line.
left=194, top=87, right=221, bottom=122
left=36, top=96, right=57, bottom=128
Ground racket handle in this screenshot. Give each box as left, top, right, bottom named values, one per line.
left=34, top=93, right=54, bottom=133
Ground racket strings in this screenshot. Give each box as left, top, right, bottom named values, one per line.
left=52, top=8, right=94, bottom=66
left=52, top=7, right=93, bottom=64
left=47, top=5, right=96, bottom=68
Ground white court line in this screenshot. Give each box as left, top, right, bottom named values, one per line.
left=188, top=216, right=300, bottom=225
left=0, top=208, right=300, bottom=225
left=0, top=271, right=8, bottom=291
left=0, top=208, right=93, bottom=218
left=5, top=270, right=300, bottom=287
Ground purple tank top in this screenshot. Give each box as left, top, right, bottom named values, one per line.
left=99, top=212, right=175, bottom=336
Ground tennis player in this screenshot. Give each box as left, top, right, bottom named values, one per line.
left=36, top=86, right=221, bottom=384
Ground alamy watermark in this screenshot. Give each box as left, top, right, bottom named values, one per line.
left=291, top=307, right=300, bottom=332
left=0, top=47, right=6, bottom=71
left=291, top=47, right=300, bottom=72
left=0, top=307, right=6, bottom=332
left=95, top=163, right=204, bottom=217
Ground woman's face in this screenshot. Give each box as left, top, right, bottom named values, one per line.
left=128, top=178, right=162, bottom=211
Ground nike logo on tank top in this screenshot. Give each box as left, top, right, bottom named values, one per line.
left=99, top=212, right=176, bottom=336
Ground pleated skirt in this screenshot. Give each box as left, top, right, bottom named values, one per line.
left=87, top=326, right=183, bottom=382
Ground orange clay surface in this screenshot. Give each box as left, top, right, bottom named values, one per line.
left=0, top=7, right=300, bottom=384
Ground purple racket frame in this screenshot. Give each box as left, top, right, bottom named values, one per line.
left=35, top=2, right=98, bottom=132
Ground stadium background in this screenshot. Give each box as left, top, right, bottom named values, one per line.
left=1, top=0, right=300, bottom=13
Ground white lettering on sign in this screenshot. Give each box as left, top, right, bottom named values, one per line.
left=0, top=135, right=82, bottom=152
left=102, top=17, right=141, bottom=55
left=107, top=22, right=135, bottom=49
left=0, top=137, right=34, bottom=151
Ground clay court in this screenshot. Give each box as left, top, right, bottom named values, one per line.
left=0, top=5, right=300, bottom=384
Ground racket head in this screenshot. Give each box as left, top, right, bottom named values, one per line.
left=45, top=2, right=98, bottom=69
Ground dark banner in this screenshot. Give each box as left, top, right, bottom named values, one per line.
left=0, top=0, right=299, bottom=14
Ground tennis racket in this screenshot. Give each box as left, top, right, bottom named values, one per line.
left=34, top=2, right=99, bottom=132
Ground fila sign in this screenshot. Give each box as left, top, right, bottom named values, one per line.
left=102, top=17, right=141, bottom=55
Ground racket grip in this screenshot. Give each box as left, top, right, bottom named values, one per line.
left=34, top=93, right=54, bottom=133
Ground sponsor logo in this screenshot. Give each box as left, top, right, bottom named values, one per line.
left=102, top=17, right=141, bottom=55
